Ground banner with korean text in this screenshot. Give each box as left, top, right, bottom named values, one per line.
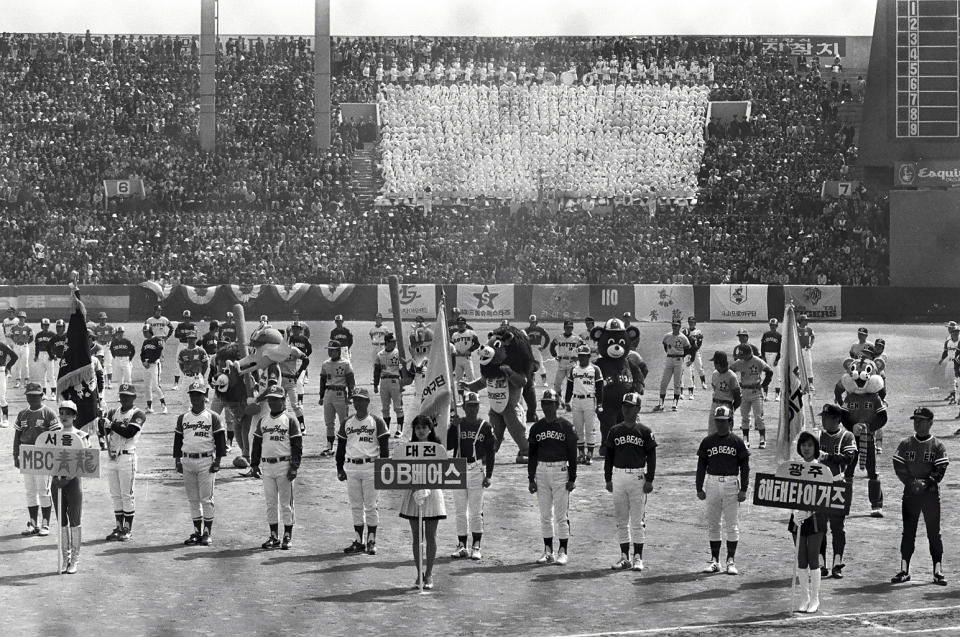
left=456, top=284, right=515, bottom=320
left=377, top=284, right=437, bottom=320
left=634, top=285, right=695, bottom=323
left=709, top=284, right=768, bottom=321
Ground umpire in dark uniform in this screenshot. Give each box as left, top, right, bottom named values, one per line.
left=817, top=403, right=857, bottom=578
left=891, top=407, right=949, bottom=585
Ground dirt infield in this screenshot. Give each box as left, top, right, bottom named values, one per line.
left=2, top=320, right=959, bottom=636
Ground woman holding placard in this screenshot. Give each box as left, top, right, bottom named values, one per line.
left=789, top=431, right=828, bottom=613
left=399, top=415, right=447, bottom=590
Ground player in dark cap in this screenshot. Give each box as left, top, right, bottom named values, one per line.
left=817, top=403, right=857, bottom=578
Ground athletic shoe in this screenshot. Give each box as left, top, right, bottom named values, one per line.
left=450, top=545, right=469, bottom=559
left=422, top=576, right=434, bottom=590
left=701, top=383, right=708, bottom=390
left=366, top=539, right=377, bottom=555
left=870, top=508, right=884, bottom=518
left=0, top=419, right=7, bottom=428
left=261, top=535, right=281, bottom=549
left=934, top=572, right=947, bottom=586
left=651, top=405, right=664, bottom=412
left=281, top=534, right=292, bottom=550
left=876, top=446, right=883, bottom=455
left=685, top=394, right=694, bottom=401
left=37, top=523, right=50, bottom=537
left=118, top=529, right=132, bottom=542
left=832, top=564, right=845, bottom=579
left=632, top=555, right=644, bottom=571
left=555, top=550, right=568, bottom=565
left=105, top=527, right=122, bottom=542
left=171, top=385, right=179, bottom=392
left=725, top=559, right=739, bottom=575
left=21, top=521, right=38, bottom=536
left=161, top=406, right=168, bottom=415
left=890, top=571, right=911, bottom=583
left=703, top=560, right=720, bottom=573
left=671, top=404, right=678, bottom=412
left=612, top=557, right=632, bottom=570
left=536, top=551, right=555, bottom=564
left=820, top=566, right=829, bottom=577
left=320, top=448, right=334, bottom=457
left=758, top=440, right=766, bottom=449
left=199, top=532, right=212, bottom=546
left=184, top=532, right=202, bottom=545
left=343, top=540, right=365, bottom=554
left=14, top=381, right=20, bottom=388
left=470, top=546, right=482, bottom=561
left=584, top=456, right=593, bottom=466
left=145, top=407, right=155, bottom=414
left=744, top=440, right=751, bottom=449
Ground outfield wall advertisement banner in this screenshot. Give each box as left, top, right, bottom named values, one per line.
left=377, top=284, right=437, bottom=319
left=531, top=285, right=589, bottom=320
left=456, top=284, right=515, bottom=320
left=0, top=285, right=129, bottom=321
left=587, top=285, right=635, bottom=320
left=634, top=285, right=695, bottom=323
left=709, top=284, right=768, bottom=321
left=783, top=285, right=842, bottom=320
left=895, top=160, right=960, bottom=189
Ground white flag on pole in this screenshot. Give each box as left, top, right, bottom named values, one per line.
left=417, top=298, right=453, bottom=442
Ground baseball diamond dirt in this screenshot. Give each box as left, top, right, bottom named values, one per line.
left=2, top=319, right=959, bottom=636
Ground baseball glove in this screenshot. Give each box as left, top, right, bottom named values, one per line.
left=909, top=478, right=928, bottom=495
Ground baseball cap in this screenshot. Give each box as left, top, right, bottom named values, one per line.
left=98, top=312, right=108, bottom=319
left=334, top=314, right=344, bottom=321
left=818, top=403, right=847, bottom=417
left=713, top=405, right=733, bottom=421
left=576, top=344, right=591, bottom=355
left=226, top=311, right=234, bottom=318
left=58, top=400, right=78, bottom=414
left=457, top=316, right=466, bottom=323
left=857, top=327, right=869, bottom=335
left=115, top=326, right=124, bottom=333
left=737, top=329, right=748, bottom=337
left=17, top=310, right=26, bottom=318
left=154, top=304, right=163, bottom=310
left=622, top=392, right=642, bottom=406
left=41, top=318, right=50, bottom=325
left=183, top=310, right=191, bottom=318
left=462, top=391, right=480, bottom=405
left=415, top=316, right=425, bottom=322
left=540, top=389, right=560, bottom=403
left=709, top=351, right=728, bottom=364
left=947, top=321, right=959, bottom=330
left=875, top=338, right=886, bottom=346
left=910, top=407, right=935, bottom=421
left=25, top=382, right=44, bottom=396
left=327, top=340, right=341, bottom=349
left=585, top=316, right=595, bottom=323
left=500, top=320, right=510, bottom=326
left=375, top=312, right=383, bottom=319
left=769, top=318, right=778, bottom=326
left=688, top=316, right=697, bottom=323
left=350, top=388, right=371, bottom=401
left=798, top=314, right=808, bottom=322
left=734, top=344, right=752, bottom=357
left=118, top=383, right=137, bottom=396
left=622, top=312, right=633, bottom=319
left=56, top=319, right=65, bottom=326
left=186, top=330, right=198, bottom=339
left=187, top=380, right=208, bottom=394
left=260, top=386, right=285, bottom=401
left=384, top=333, right=396, bottom=343
left=260, top=314, right=269, bottom=322
left=529, top=314, right=537, bottom=322
left=563, top=319, right=574, bottom=327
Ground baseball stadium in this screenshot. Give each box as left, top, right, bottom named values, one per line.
left=3, top=0, right=960, bottom=635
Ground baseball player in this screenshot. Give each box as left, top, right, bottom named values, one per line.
left=580, top=317, right=599, bottom=361
left=319, top=341, right=356, bottom=456
left=93, top=312, right=116, bottom=388
left=729, top=344, right=773, bottom=449
left=681, top=317, right=707, bottom=399
left=50, top=400, right=90, bottom=574
left=759, top=318, right=782, bottom=401
left=172, top=310, right=197, bottom=391
left=849, top=327, right=871, bottom=359
left=12, top=383, right=61, bottom=536
left=451, top=317, right=481, bottom=397
left=891, top=407, right=949, bottom=586
left=336, top=388, right=389, bottom=555
left=797, top=314, right=816, bottom=390
left=144, top=305, right=172, bottom=342
left=2, top=307, right=17, bottom=347
left=873, top=338, right=888, bottom=454
left=173, top=381, right=226, bottom=546
left=100, top=384, right=146, bottom=542
left=696, top=405, right=750, bottom=575
left=938, top=322, right=960, bottom=403
left=290, top=310, right=311, bottom=340
left=817, top=403, right=857, bottom=579
left=285, top=322, right=312, bottom=406
left=220, top=311, right=238, bottom=344
left=653, top=320, right=689, bottom=412
left=446, top=393, right=496, bottom=560
left=526, top=315, right=551, bottom=387
left=251, top=386, right=303, bottom=550
left=373, top=333, right=405, bottom=437
left=0, top=338, right=18, bottom=426
left=368, top=313, right=389, bottom=371
left=527, top=389, right=578, bottom=566
left=108, top=327, right=135, bottom=386
left=605, top=392, right=656, bottom=572
left=549, top=320, right=582, bottom=394
left=732, top=329, right=760, bottom=359
left=564, top=344, right=605, bottom=464
left=177, top=332, right=210, bottom=401
left=33, top=318, right=56, bottom=399
left=330, top=314, right=354, bottom=361
left=199, top=322, right=222, bottom=384
left=49, top=319, right=68, bottom=365
left=278, top=337, right=309, bottom=432
left=9, top=311, right=33, bottom=388
left=139, top=325, right=167, bottom=414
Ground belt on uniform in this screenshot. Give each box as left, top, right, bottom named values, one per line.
left=262, top=456, right=290, bottom=464
left=614, top=467, right=645, bottom=474
left=667, top=354, right=684, bottom=358
left=327, top=386, right=346, bottom=391
left=712, top=398, right=733, bottom=405
left=463, top=457, right=477, bottom=463
left=381, top=374, right=399, bottom=379
left=539, top=461, right=568, bottom=467
left=572, top=394, right=594, bottom=399
left=707, top=474, right=737, bottom=481
left=348, top=457, right=375, bottom=464
left=183, top=452, right=212, bottom=459
left=741, top=384, right=760, bottom=389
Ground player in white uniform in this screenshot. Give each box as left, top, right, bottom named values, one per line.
left=526, top=316, right=551, bottom=387
left=336, top=388, right=390, bottom=555
left=451, top=317, right=481, bottom=396
left=2, top=307, right=18, bottom=348
left=682, top=317, right=707, bottom=398
left=653, top=320, right=690, bottom=412
left=9, top=311, right=33, bottom=388
left=319, top=341, right=356, bottom=456
left=564, top=345, right=605, bottom=464
left=145, top=305, right=173, bottom=341
left=729, top=345, right=774, bottom=449
left=93, top=313, right=116, bottom=388
left=549, top=320, right=583, bottom=394
left=368, top=313, right=389, bottom=370
left=939, top=322, right=960, bottom=403
left=580, top=317, right=599, bottom=362
left=101, top=384, right=146, bottom=542
left=374, top=333, right=405, bottom=438
left=0, top=340, right=18, bottom=426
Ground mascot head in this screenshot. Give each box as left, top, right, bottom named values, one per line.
left=841, top=353, right=885, bottom=394
left=478, top=325, right=534, bottom=379
left=590, top=318, right=640, bottom=360
left=236, top=326, right=303, bottom=375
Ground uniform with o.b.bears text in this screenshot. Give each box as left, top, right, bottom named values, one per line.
left=33, top=324, right=56, bottom=397
left=527, top=413, right=578, bottom=553
left=818, top=423, right=858, bottom=574
left=604, top=419, right=657, bottom=559
left=173, top=405, right=227, bottom=543
left=109, top=333, right=136, bottom=385
left=102, top=401, right=146, bottom=539
left=696, top=427, right=750, bottom=569
left=446, top=412, right=497, bottom=552
left=49, top=323, right=68, bottom=363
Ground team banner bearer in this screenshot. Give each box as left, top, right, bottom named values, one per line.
left=775, top=304, right=808, bottom=465
left=418, top=298, right=454, bottom=443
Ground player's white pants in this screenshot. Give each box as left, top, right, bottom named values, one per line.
left=370, top=347, right=383, bottom=368
left=553, top=365, right=573, bottom=394
left=763, top=353, right=780, bottom=391
left=453, top=461, right=486, bottom=536
left=182, top=456, right=217, bottom=521
left=115, top=359, right=133, bottom=385
left=13, top=344, right=29, bottom=381
left=801, top=348, right=814, bottom=382
left=144, top=362, right=164, bottom=403
left=570, top=396, right=598, bottom=447
left=660, top=357, right=684, bottom=395
left=100, top=348, right=113, bottom=376
left=453, top=355, right=475, bottom=383
left=535, top=461, right=570, bottom=540
left=282, top=379, right=303, bottom=419
left=683, top=351, right=704, bottom=389
left=24, top=473, right=52, bottom=508
left=262, top=460, right=295, bottom=526
left=740, top=388, right=765, bottom=431
left=37, top=352, right=56, bottom=394
left=0, top=370, right=7, bottom=407
left=105, top=453, right=137, bottom=514
left=379, top=377, right=403, bottom=418
left=704, top=474, right=741, bottom=542
left=612, top=468, right=647, bottom=544
left=346, top=461, right=379, bottom=526
left=323, top=389, right=349, bottom=438
left=532, top=348, right=546, bottom=379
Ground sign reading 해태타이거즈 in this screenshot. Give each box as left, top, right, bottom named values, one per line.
left=752, top=460, right=851, bottom=515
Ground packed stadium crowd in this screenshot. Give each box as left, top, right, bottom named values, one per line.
left=0, top=32, right=886, bottom=285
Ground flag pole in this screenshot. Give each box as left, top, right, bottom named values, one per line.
left=56, top=487, right=62, bottom=575
left=418, top=503, right=425, bottom=594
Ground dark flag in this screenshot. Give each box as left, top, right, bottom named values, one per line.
left=57, top=284, right=100, bottom=430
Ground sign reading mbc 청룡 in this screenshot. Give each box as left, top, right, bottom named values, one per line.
left=896, top=160, right=960, bottom=189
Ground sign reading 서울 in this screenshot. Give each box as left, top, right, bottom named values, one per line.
left=752, top=460, right=851, bottom=515
left=375, top=442, right=467, bottom=490
left=896, top=160, right=960, bottom=189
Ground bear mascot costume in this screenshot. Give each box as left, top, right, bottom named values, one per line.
left=834, top=353, right=887, bottom=517
left=590, top=318, right=647, bottom=455
left=463, top=325, right=533, bottom=464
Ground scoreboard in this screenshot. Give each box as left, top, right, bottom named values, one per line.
left=895, top=0, right=960, bottom=138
